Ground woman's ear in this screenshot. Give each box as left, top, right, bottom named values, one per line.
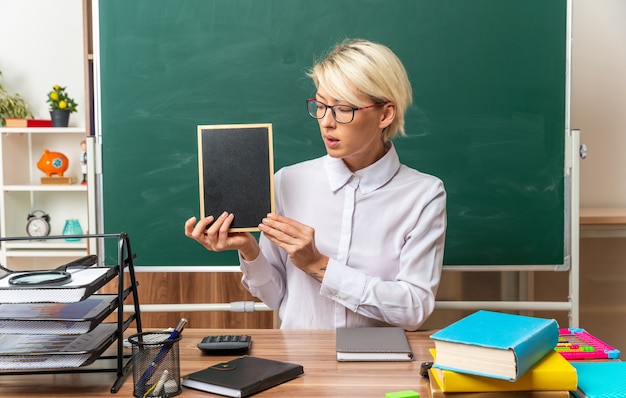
left=379, top=103, right=396, bottom=129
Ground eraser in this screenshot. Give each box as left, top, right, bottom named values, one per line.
left=385, top=390, right=419, bottom=398
left=163, top=379, right=179, bottom=394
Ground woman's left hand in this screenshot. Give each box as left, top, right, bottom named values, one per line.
left=259, top=213, right=329, bottom=281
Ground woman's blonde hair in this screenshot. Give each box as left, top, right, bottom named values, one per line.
left=307, top=39, right=413, bottom=141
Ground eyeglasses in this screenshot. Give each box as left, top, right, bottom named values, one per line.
left=306, top=98, right=386, bottom=124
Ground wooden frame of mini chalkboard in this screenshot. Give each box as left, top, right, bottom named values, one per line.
left=197, top=124, right=275, bottom=232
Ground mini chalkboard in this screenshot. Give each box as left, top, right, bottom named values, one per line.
left=197, top=124, right=275, bottom=232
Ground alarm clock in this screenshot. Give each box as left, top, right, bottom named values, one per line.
left=26, top=210, right=51, bottom=237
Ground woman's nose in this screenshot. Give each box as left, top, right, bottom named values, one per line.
left=319, top=108, right=336, bottom=127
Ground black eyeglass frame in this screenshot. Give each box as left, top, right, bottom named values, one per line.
left=306, top=98, right=386, bottom=124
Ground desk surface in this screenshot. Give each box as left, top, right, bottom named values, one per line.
left=0, top=328, right=435, bottom=397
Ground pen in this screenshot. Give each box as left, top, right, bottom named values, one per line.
left=137, top=318, right=187, bottom=389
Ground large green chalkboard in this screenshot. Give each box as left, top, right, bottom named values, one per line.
left=98, top=0, right=568, bottom=267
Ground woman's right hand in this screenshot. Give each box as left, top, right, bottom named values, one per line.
left=184, top=212, right=259, bottom=260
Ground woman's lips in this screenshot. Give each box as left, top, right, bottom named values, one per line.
left=324, top=135, right=340, bottom=149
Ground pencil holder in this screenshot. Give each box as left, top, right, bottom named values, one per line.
left=128, top=331, right=182, bottom=398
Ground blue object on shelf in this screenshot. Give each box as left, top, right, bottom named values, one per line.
left=63, top=219, right=83, bottom=242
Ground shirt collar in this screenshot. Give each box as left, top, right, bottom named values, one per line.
left=324, top=141, right=401, bottom=194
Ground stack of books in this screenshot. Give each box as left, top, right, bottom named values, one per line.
left=3, top=118, right=53, bottom=127
left=428, top=310, right=577, bottom=397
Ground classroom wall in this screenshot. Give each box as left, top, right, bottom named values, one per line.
left=573, top=0, right=626, bottom=205
left=570, top=0, right=626, bottom=356
left=0, top=0, right=86, bottom=128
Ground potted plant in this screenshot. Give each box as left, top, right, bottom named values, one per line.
left=47, top=84, right=78, bottom=127
left=0, top=70, right=33, bottom=127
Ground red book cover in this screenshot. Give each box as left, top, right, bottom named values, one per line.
left=4, top=118, right=53, bottom=127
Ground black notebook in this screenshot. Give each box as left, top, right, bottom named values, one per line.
left=336, top=327, right=414, bottom=362
left=181, top=355, right=303, bottom=397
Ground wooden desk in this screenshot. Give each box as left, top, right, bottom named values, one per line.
left=0, top=329, right=435, bottom=397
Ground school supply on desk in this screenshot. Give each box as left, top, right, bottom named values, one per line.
left=134, top=318, right=187, bottom=389
left=556, top=327, right=620, bottom=360
left=335, top=327, right=414, bottom=362
left=0, top=294, right=119, bottom=334
left=430, top=310, right=559, bottom=381
left=385, top=390, right=420, bottom=398
left=181, top=355, right=304, bottom=397
left=8, top=270, right=71, bottom=285
left=143, top=369, right=169, bottom=397
left=428, top=349, right=577, bottom=392
left=0, top=322, right=118, bottom=370
left=197, top=334, right=252, bottom=355
left=571, top=361, right=626, bottom=398
left=427, top=369, right=571, bottom=398
left=0, top=267, right=117, bottom=303
left=129, top=329, right=184, bottom=398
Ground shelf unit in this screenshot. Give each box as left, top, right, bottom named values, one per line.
left=0, top=232, right=142, bottom=393
left=0, top=127, right=94, bottom=270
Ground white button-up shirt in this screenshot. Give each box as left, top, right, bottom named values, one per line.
left=240, top=143, right=446, bottom=330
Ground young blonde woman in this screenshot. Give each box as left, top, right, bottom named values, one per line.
left=186, top=39, right=447, bottom=330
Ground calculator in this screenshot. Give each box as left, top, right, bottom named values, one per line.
left=197, top=334, right=252, bottom=355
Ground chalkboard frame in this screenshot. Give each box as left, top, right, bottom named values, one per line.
left=197, top=124, right=275, bottom=232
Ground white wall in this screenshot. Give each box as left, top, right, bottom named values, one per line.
left=573, top=0, right=626, bottom=207
left=0, top=0, right=85, bottom=128
left=569, top=0, right=626, bottom=354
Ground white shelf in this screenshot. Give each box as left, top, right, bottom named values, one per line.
left=0, top=127, right=85, bottom=134
left=4, top=240, right=87, bottom=250
left=3, top=184, right=87, bottom=192
left=4, top=250, right=88, bottom=258
left=0, top=127, right=94, bottom=270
